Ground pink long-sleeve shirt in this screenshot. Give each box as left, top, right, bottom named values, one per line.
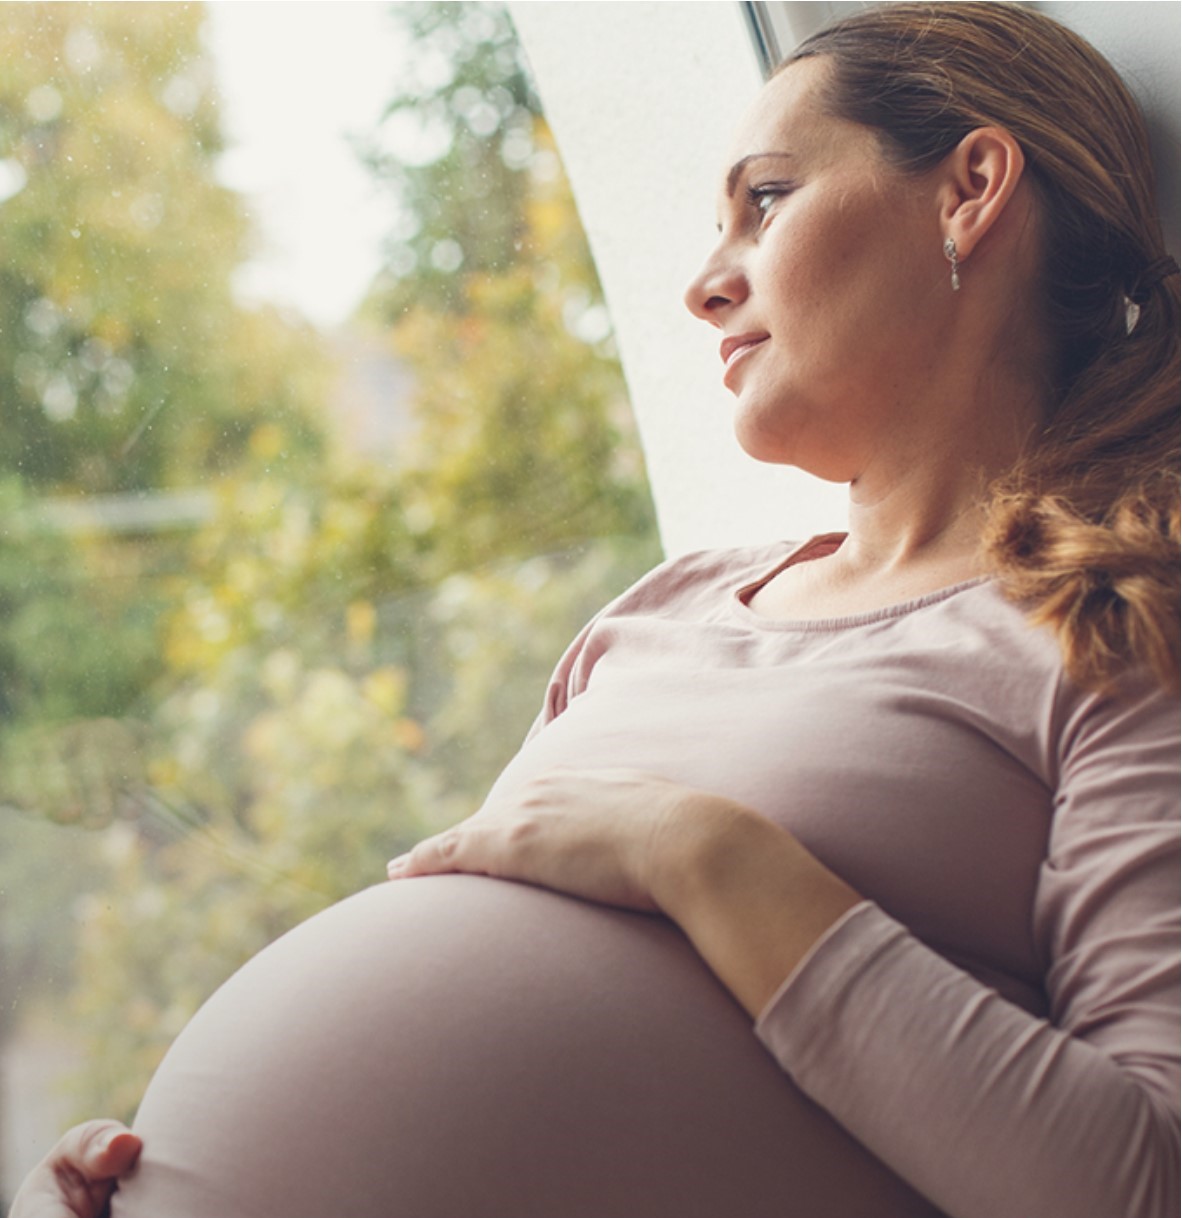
left=113, top=535, right=1178, bottom=1218
left=497, top=534, right=1180, bottom=1218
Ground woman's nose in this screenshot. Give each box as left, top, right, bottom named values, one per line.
left=683, top=248, right=748, bottom=325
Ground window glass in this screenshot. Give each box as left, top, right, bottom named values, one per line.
left=0, top=1, right=657, bottom=1194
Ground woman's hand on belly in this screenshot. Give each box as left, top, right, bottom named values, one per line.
left=10, top=1120, right=141, bottom=1218
left=387, top=768, right=714, bottom=913
left=387, top=768, right=862, bottom=1018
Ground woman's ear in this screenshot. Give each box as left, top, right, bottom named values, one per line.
left=939, top=126, right=1026, bottom=260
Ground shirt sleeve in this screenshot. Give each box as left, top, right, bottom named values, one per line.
left=754, top=676, right=1180, bottom=1218
left=519, top=605, right=606, bottom=744
left=519, top=548, right=698, bottom=743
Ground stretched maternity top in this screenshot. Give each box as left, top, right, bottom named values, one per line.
left=112, top=537, right=1180, bottom=1218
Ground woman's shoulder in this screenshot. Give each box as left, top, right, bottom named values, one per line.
left=946, top=584, right=1180, bottom=798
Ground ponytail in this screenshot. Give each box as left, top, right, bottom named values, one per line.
left=985, top=272, right=1179, bottom=694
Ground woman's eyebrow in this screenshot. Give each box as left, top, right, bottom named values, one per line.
left=725, top=151, right=795, bottom=197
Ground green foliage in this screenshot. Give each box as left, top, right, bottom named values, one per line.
left=0, top=480, right=171, bottom=735
left=424, top=541, right=658, bottom=800
left=0, top=5, right=334, bottom=1135
left=362, top=1, right=541, bottom=314
left=367, top=1, right=656, bottom=569
left=392, top=159, right=655, bottom=570
left=0, top=0, right=334, bottom=783
left=0, top=2, right=326, bottom=493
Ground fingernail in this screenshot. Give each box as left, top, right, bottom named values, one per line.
left=386, top=856, right=407, bottom=877
left=92, top=1128, right=125, bottom=1160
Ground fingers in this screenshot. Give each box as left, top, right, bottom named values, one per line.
left=387, top=814, right=539, bottom=881
left=10, top=1120, right=141, bottom=1218
left=81, top=1122, right=142, bottom=1178
left=387, top=825, right=473, bottom=879
left=46, top=1119, right=140, bottom=1177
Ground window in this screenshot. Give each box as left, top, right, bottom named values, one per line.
left=0, top=2, right=657, bottom=1195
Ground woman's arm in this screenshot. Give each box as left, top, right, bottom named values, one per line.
left=669, top=681, right=1181, bottom=1218
left=651, top=795, right=862, bottom=1016
left=392, top=679, right=1179, bottom=1218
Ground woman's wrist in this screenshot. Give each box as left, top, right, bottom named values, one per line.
left=653, top=796, right=862, bottom=1018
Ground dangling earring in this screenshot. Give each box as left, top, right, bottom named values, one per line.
left=943, top=237, right=961, bottom=292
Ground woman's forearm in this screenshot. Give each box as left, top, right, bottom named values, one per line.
left=652, top=797, right=863, bottom=1018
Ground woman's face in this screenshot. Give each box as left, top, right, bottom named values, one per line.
left=685, top=58, right=949, bottom=481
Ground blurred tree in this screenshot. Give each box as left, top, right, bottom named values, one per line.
left=0, top=1, right=325, bottom=494
left=0, top=2, right=333, bottom=1151
left=0, top=1, right=334, bottom=807
left=363, top=1, right=657, bottom=569
left=0, top=0, right=336, bottom=768
left=362, top=1, right=540, bottom=315
left=391, top=148, right=656, bottom=570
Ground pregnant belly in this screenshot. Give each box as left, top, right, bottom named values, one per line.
left=111, top=875, right=942, bottom=1218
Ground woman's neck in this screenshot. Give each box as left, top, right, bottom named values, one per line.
left=836, top=359, right=1047, bottom=580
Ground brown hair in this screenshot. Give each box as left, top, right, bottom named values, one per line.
left=787, top=2, right=1179, bottom=695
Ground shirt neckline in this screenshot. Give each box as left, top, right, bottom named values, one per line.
left=730, top=534, right=991, bottom=633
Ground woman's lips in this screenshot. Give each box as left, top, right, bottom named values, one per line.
left=720, top=334, right=769, bottom=387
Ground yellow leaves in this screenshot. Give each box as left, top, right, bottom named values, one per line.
left=525, top=192, right=567, bottom=252
left=165, top=591, right=230, bottom=670
left=361, top=664, right=425, bottom=751
left=458, top=312, right=490, bottom=347
left=260, top=647, right=301, bottom=700
left=244, top=661, right=417, bottom=777
left=362, top=664, right=406, bottom=713
left=89, top=312, right=133, bottom=348
left=147, top=755, right=181, bottom=790
left=223, top=555, right=263, bottom=602
left=231, top=477, right=289, bottom=521
left=391, top=716, right=427, bottom=753
left=241, top=710, right=282, bottom=767
left=347, top=598, right=377, bottom=647
left=250, top=422, right=287, bottom=462
left=465, top=265, right=535, bottom=318
left=296, top=668, right=364, bottom=749
left=321, top=497, right=371, bottom=547
left=0, top=717, right=144, bottom=827
left=161, top=609, right=210, bottom=672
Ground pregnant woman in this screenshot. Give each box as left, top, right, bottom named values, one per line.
left=16, top=5, right=1178, bottom=1217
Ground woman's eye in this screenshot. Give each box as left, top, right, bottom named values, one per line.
left=744, top=184, right=790, bottom=222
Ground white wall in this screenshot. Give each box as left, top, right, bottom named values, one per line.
left=1051, top=2, right=1180, bottom=251
left=508, top=1, right=1180, bottom=558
